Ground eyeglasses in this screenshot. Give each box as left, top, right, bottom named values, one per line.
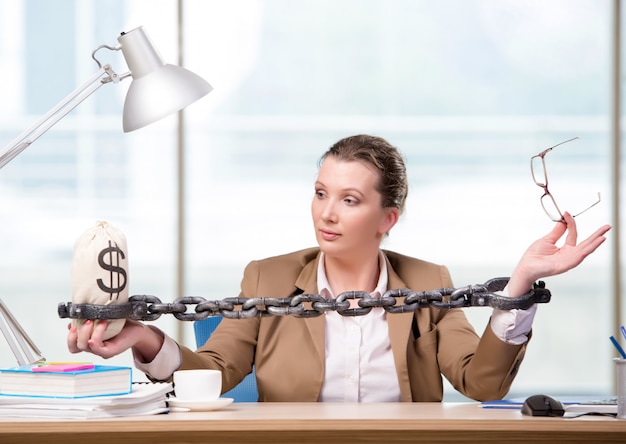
left=530, top=136, right=601, bottom=222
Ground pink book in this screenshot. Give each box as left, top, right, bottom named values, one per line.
left=32, top=363, right=95, bottom=372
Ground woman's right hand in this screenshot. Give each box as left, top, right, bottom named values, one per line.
left=67, top=319, right=164, bottom=362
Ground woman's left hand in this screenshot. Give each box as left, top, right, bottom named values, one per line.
left=507, top=212, right=611, bottom=297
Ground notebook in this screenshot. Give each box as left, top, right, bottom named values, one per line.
left=563, top=397, right=618, bottom=414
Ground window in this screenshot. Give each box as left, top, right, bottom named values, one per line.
left=0, top=0, right=618, bottom=398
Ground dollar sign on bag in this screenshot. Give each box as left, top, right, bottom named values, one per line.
left=97, top=240, right=127, bottom=301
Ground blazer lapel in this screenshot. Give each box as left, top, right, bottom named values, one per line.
left=384, top=254, right=414, bottom=402
left=294, top=253, right=326, bottom=365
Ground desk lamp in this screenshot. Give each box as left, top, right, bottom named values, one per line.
left=0, top=26, right=212, bottom=365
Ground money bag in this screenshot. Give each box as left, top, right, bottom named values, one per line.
left=71, top=221, right=129, bottom=340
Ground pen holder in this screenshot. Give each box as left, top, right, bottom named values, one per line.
left=616, top=358, right=626, bottom=419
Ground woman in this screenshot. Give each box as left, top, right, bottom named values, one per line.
left=68, top=135, right=611, bottom=402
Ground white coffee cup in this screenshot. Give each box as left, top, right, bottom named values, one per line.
left=173, top=369, right=222, bottom=401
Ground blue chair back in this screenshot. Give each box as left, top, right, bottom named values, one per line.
left=193, top=316, right=258, bottom=402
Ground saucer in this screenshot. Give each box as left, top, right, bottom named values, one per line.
left=168, top=397, right=234, bottom=412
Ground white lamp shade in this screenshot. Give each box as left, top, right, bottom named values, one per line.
left=118, top=27, right=212, bottom=132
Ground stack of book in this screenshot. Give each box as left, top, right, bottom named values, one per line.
left=0, top=363, right=172, bottom=418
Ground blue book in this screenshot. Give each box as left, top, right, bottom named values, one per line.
left=0, top=364, right=132, bottom=398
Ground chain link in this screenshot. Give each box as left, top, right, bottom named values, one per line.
left=57, top=277, right=551, bottom=322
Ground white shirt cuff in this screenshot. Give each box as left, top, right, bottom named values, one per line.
left=133, top=333, right=182, bottom=381
left=490, top=304, right=537, bottom=345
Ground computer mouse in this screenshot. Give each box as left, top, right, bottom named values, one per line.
left=521, top=394, right=565, bottom=416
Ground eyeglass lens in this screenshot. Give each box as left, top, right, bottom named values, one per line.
left=531, top=156, right=548, bottom=187
left=540, top=193, right=564, bottom=222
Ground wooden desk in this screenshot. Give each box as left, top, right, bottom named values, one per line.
left=0, top=402, right=623, bottom=444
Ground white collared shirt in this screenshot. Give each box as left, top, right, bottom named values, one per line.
left=317, top=252, right=402, bottom=402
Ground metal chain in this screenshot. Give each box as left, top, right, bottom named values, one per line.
left=57, top=277, right=551, bottom=322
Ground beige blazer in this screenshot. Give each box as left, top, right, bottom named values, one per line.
left=179, top=248, right=528, bottom=402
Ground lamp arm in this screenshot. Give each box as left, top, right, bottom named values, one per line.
left=0, top=299, right=44, bottom=366
left=0, top=64, right=125, bottom=365
left=0, top=64, right=123, bottom=170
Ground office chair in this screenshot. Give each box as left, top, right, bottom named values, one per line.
left=193, top=316, right=258, bottom=402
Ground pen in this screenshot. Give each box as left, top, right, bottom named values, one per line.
left=610, top=336, right=626, bottom=359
